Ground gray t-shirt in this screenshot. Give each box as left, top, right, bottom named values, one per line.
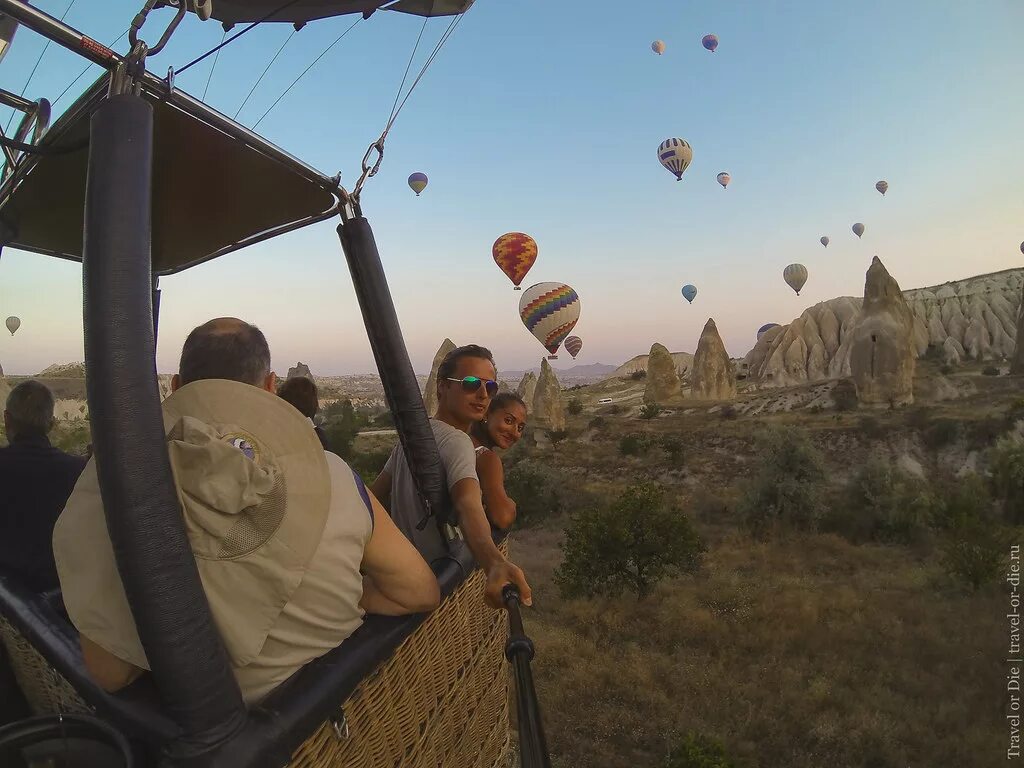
left=383, top=419, right=478, bottom=564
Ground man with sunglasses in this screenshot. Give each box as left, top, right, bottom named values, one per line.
left=371, top=345, right=532, bottom=610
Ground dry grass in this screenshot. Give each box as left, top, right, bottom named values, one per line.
left=511, top=527, right=1005, bottom=768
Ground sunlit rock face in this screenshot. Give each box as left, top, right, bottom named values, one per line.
left=690, top=320, right=735, bottom=401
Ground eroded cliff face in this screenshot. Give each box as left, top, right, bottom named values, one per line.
left=744, top=267, right=1024, bottom=387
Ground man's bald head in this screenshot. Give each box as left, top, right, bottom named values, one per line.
left=176, top=317, right=272, bottom=388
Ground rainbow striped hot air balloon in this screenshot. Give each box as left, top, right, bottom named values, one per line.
left=519, top=282, right=581, bottom=359
left=408, top=172, right=428, bottom=196
left=565, top=335, right=583, bottom=360
left=658, top=138, right=693, bottom=181
left=492, top=232, right=538, bottom=290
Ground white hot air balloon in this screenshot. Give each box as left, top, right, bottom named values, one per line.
left=783, top=264, right=808, bottom=295
left=657, top=138, right=692, bottom=181
left=716, top=172, right=731, bottom=189
left=651, top=40, right=666, bottom=55
left=6, top=315, right=21, bottom=336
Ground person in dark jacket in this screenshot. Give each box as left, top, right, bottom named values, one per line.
left=277, top=375, right=332, bottom=452
left=0, top=380, right=86, bottom=592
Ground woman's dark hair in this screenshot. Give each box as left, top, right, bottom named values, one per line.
left=277, top=376, right=320, bottom=419
left=488, top=392, right=526, bottom=415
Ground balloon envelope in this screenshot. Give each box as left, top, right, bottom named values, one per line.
left=5, top=315, right=20, bottom=335
left=852, top=222, right=865, bottom=238
left=165, top=0, right=475, bottom=23
left=681, top=284, right=697, bottom=304
left=820, top=236, right=829, bottom=248
left=701, top=34, right=719, bottom=52
left=783, top=264, right=808, bottom=295
left=1020, top=241, right=1024, bottom=256
left=651, top=40, right=666, bottom=54
left=492, top=233, right=538, bottom=289
left=757, top=323, right=780, bottom=341
left=875, top=180, right=888, bottom=196
left=716, top=172, right=731, bottom=189
left=565, top=335, right=583, bottom=359
left=658, top=138, right=692, bottom=181
left=519, top=283, right=581, bottom=358
left=407, top=172, right=428, bottom=196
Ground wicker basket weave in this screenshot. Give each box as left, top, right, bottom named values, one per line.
left=0, top=544, right=512, bottom=768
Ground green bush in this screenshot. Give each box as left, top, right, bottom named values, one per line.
left=348, top=447, right=392, bottom=485
left=619, top=433, right=650, bottom=456
left=858, top=415, right=886, bottom=439
left=630, top=370, right=648, bottom=381
left=51, top=420, right=92, bottom=456
left=640, top=402, right=662, bottom=420
left=719, top=404, right=738, bottom=420
left=659, top=435, right=685, bottom=463
left=664, top=732, right=736, bottom=768
left=833, top=457, right=931, bottom=545
left=547, top=429, right=569, bottom=445
left=941, top=519, right=1008, bottom=590
left=737, top=427, right=826, bottom=538
left=555, top=482, right=705, bottom=600
left=929, top=474, right=993, bottom=531
left=567, top=397, right=584, bottom=416
left=922, top=418, right=963, bottom=450
left=904, top=406, right=932, bottom=430
left=321, top=398, right=366, bottom=459
left=990, top=436, right=1024, bottom=524
left=983, top=365, right=1001, bottom=376
left=587, top=416, right=607, bottom=431
left=504, top=460, right=564, bottom=528
left=939, top=363, right=955, bottom=375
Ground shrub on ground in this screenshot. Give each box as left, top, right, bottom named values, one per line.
left=567, top=397, right=583, bottom=416
left=664, top=732, right=736, bottom=768
left=719, top=404, right=738, bottom=420
left=857, top=415, right=886, bottom=439
left=504, top=459, right=565, bottom=528
left=922, top=418, right=963, bottom=450
left=832, top=380, right=859, bottom=412
left=736, top=427, right=826, bottom=538
left=990, top=435, right=1024, bottom=524
left=555, top=482, right=704, bottom=599
left=630, top=370, right=648, bottom=381
left=348, top=447, right=392, bottom=485
left=547, top=429, right=569, bottom=445
left=940, top=519, right=1009, bottom=590
left=619, top=433, right=651, bottom=456
left=659, top=435, right=685, bottom=463
left=640, top=402, right=663, bottom=420
left=827, top=457, right=931, bottom=545
left=983, top=365, right=1001, bottom=376
left=587, top=416, right=606, bottom=431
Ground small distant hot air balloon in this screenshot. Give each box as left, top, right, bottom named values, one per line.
left=717, top=172, right=731, bottom=189
left=681, top=284, right=697, bottom=304
left=651, top=40, right=666, bottom=55
left=875, top=180, right=888, bottom=196
left=407, top=172, right=428, bottom=196
left=852, top=222, right=865, bottom=239
left=1020, top=241, right=1024, bottom=256
left=658, top=138, right=693, bottom=181
left=492, top=232, right=538, bottom=290
left=565, top=335, right=583, bottom=359
left=820, top=236, right=830, bottom=248
left=783, top=264, right=808, bottom=295
left=519, top=282, right=581, bottom=359
left=701, top=34, right=719, bottom=52
left=5, top=315, right=20, bottom=336
left=757, top=323, right=780, bottom=341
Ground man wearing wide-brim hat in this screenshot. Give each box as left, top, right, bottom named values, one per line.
left=53, top=318, right=440, bottom=703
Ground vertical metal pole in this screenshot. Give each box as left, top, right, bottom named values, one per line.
left=82, top=91, right=246, bottom=759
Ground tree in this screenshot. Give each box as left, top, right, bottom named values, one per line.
left=555, top=482, right=704, bottom=599
left=567, top=397, right=584, bottom=416
left=639, top=403, right=662, bottom=420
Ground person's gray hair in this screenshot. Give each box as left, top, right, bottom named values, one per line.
left=178, top=319, right=271, bottom=387
left=5, top=380, right=55, bottom=437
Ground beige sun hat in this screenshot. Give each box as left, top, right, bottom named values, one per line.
left=54, top=379, right=330, bottom=670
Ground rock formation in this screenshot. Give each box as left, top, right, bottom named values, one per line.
left=849, top=257, right=916, bottom=407
left=1013, top=281, right=1024, bottom=375
left=38, top=362, right=86, bottom=378
left=643, top=343, right=681, bottom=403
left=614, top=351, right=693, bottom=379
left=744, top=266, right=1024, bottom=387
left=516, top=371, right=537, bottom=406
left=0, top=377, right=9, bottom=410
left=691, top=319, right=736, bottom=400
left=423, top=338, right=456, bottom=416
left=531, top=359, right=565, bottom=431
left=286, top=362, right=313, bottom=380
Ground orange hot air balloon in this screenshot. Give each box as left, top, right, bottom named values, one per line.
left=492, top=232, right=538, bottom=290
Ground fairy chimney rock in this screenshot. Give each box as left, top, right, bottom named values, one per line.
left=424, top=338, right=457, bottom=416
left=286, top=362, right=314, bottom=381
left=532, top=358, right=565, bottom=431
left=644, top=343, right=681, bottom=403
left=849, top=257, right=916, bottom=407
left=691, top=319, right=736, bottom=400
left=1012, top=281, right=1024, bottom=374
left=516, top=370, right=538, bottom=405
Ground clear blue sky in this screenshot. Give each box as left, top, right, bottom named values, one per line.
left=1, top=0, right=1022, bottom=376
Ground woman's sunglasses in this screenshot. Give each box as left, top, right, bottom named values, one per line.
left=446, top=376, right=499, bottom=396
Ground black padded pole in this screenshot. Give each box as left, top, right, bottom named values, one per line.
left=338, top=216, right=447, bottom=523
left=82, top=93, right=246, bottom=759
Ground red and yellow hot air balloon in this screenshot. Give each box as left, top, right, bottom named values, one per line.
left=492, top=232, right=538, bottom=290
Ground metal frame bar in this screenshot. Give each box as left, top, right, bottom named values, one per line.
left=0, top=0, right=345, bottom=205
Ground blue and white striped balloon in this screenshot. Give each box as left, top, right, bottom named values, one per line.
left=658, top=138, right=693, bottom=181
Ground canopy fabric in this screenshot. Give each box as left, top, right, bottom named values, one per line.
left=0, top=76, right=338, bottom=275
left=157, top=0, right=474, bottom=24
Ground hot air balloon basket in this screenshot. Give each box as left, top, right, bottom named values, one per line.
left=288, top=543, right=512, bottom=768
